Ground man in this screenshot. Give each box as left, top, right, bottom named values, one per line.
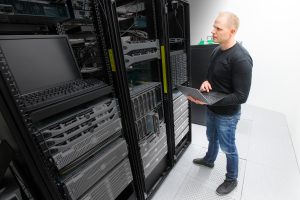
left=187, top=11, right=252, bottom=195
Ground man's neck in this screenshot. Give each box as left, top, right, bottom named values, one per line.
left=220, top=39, right=237, bottom=51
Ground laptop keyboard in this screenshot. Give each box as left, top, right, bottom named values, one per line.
left=22, top=79, right=107, bottom=111
left=202, top=91, right=226, bottom=104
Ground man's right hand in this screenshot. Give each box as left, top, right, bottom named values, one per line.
left=187, top=96, right=207, bottom=105
left=200, top=80, right=212, bottom=92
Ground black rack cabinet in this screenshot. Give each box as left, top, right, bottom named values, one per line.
left=0, top=1, right=135, bottom=200
left=162, top=0, right=192, bottom=162
left=190, top=44, right=218, bottom=126
left=103, top=0, right=174, bottom=199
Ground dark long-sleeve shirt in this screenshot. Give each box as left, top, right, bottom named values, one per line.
left=206, top=42, right=253, bottom=115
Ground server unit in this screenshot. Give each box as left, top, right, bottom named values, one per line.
left=0, top=0, right=69, bottom=35
left=172, top=90, right=189, bottom=147
left=0, top=0, right=70, bottom=24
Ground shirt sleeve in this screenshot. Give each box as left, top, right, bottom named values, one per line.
left=213, top=58, right=253, bottom=106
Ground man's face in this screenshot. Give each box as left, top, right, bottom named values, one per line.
left=211, top=16, right=233, bottom=44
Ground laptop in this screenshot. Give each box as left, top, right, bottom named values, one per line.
left=177, top=85, right=227, bottom=105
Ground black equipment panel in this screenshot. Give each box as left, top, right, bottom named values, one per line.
left=190, top=44, right=218, bottom=125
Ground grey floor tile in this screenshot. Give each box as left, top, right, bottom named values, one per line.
left=241, top=161, right=300, bottom=200
left=188, top=152, right=246, bottom=186
left=192, top=124, right=208, bottom=147
left=236, top=119, right=253, bottom=159
left=152, top=169, right=188, bottom=200
left=251, top=106, right=288, bottom=128
left=188, top=152, right=227, bottom=186
left=236, top=119, right=253, bottom=136
left=174, top=152, right=245, bottom=200
left=174, top=177, right=235, bottom=200
left=236, top=133, right=251, bottom=160
left=241, top=104, right=255, bottom=120
left=174, top=144, right=204, bottom=173
left=251, top=119, right=289, bottom=138
left=247, top=125, right=298, bottom=172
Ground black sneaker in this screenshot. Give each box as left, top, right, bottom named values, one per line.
left=216, top=180, right=237, bottom=196
left=192, top=158, right=214, bottom=168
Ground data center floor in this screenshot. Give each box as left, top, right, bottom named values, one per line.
left=152, top=104, right=300, bottom=200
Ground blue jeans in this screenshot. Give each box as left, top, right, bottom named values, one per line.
left=203, top=109, right=241, bottom=181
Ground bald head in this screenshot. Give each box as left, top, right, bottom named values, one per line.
left=212, top=11, right=239, bottom=49
left=218, top=11, right=240, bottom=31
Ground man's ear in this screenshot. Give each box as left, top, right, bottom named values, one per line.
left=230, top=28, right=237, bottom=34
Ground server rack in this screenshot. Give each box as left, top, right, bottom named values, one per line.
left=0, top=1, right=135, bottom=200
left=103, top=0, right=173, bottom=199
left=161, top=0, right=192, bottom=162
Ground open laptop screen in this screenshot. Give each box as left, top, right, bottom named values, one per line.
left=0, top=35, right=81, bottom=94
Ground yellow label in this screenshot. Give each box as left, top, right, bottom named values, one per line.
left=108, top=49, right=116, bottom=72
left=161, top=45, right=168, bottom=93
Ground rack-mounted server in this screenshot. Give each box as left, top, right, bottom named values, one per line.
left=79, top=158, right=133, bottom=200
left=130, top=82, right=164, bottom=141
left=0, top=0, right=70, bottom=24
left=172, top=91, right=189, bottom=147
left=35, top=98, right=122, bottom=170
left=170, top=50, right=187, bottom=87
left=139, top=123, right=168, bottom=178
left=122, top=39, right=160, bottom=68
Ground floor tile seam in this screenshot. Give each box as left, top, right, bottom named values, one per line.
left=238, top=150, right=250, bottom=161
left=240, top=114, right=254, bottom=121
left=247, top=137, right=294, bottom=150
left=239, top=157, right=247, bottom=161
left=249, top=131, right=290, bottom=142
left=239, top=159, right=248, bottom=200
left=283, top=118, right=300, bottom=174
left=237, top=120, right=254, bottom=135
left=247, top=130, right=294, bottom=150
left=245, top=159, right=300, bottom=175
left=173, top=172, right=198, bottom=199
left=166, top=168, right=191, bottom=200
left=240, top=118, right=254, bottom=122
left=250, top=122, right=289, bottom=133
left=190, top=142, right=205, bottom=146
left=247, top=144, right=297, bottom=159
left=249, top=126, right=291, bottom=136
left=246, top=123, right=298, bottom=166
left=247, top=104, right=286, bottom=116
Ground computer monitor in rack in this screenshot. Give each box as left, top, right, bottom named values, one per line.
left=0, top=35, right=81, bottom=95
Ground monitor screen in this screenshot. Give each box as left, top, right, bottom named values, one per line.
left=0, top=35, right=81, bottom=94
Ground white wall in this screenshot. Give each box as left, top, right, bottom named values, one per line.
left=189, top=0, right=300, bottom=164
